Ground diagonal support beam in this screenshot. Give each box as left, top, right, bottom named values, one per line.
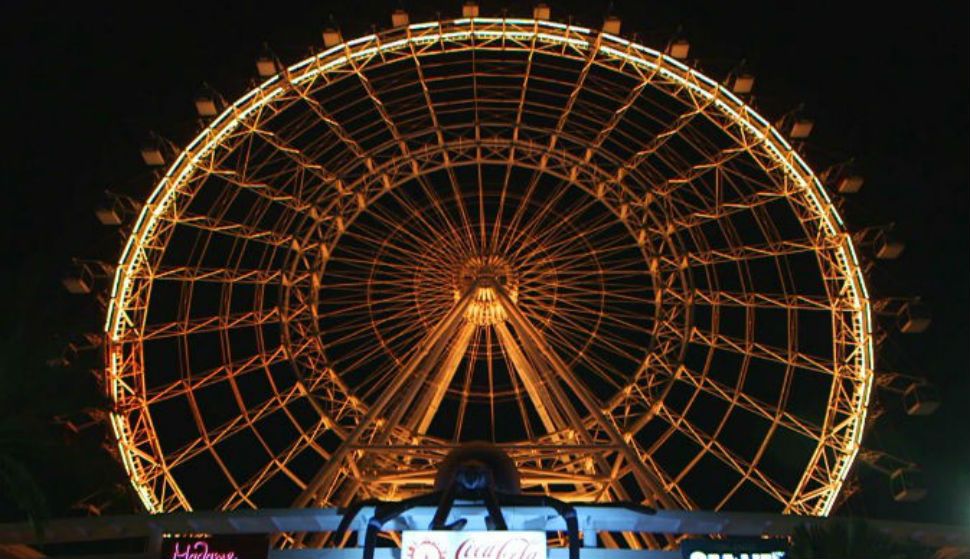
left=493, top=321, right=568, bottom=435
left=291, top=283, right=479, bottom=508
left=491, top=282, right=678, bottom=509
left=408, top=321, right=477, bottom=434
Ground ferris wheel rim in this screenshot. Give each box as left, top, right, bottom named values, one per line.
left=103, top=16, right=873, bottom=517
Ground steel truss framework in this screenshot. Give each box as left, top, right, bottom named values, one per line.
left=104, top=17, right=874, bottom=535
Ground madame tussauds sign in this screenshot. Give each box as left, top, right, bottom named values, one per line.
left=403, top=531, right=547, bottom=559
left=160, top=535, right=268, bottom=559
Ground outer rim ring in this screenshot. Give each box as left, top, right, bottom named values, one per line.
left=104, top=16, right=873, bottom=516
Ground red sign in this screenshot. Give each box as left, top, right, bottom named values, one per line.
left=403, top=531, right=546, bottom=559
left=160, top=535, right=268, bottom=559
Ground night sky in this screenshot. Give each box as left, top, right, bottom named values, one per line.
left=1, top=0, right=966, bottom=529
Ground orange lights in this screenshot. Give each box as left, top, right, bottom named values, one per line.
left=104, top=17, right=871, bottom=525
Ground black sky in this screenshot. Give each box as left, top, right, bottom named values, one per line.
left=1, top=0, right=967, bottom=526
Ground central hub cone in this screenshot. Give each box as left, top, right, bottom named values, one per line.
left=454, top=255, right=519, bottom=326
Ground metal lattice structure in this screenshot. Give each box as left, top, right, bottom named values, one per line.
left=104, top=16, right=874, bottom=528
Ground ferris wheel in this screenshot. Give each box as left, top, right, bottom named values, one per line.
left=102, top=12, right=874, bottom=529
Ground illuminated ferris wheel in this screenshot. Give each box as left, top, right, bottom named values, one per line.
left=102, top=11, right=874, bottom=529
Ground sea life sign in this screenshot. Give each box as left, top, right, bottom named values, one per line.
left=680, top=538, right=788, bottom=559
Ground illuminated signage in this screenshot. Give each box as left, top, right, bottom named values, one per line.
left=160, top=535, right=268, bottom=559
left=402, top=530, right=546, bottom=559
left=685, top=553, right=785, bottom=559
left=680, top=538, right=788, bottom=559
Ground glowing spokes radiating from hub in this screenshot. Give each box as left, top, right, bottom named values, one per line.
left=297, top=261, right=677, bottom=518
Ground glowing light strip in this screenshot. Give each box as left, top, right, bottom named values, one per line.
left=106, top=17, right=872, bottom=516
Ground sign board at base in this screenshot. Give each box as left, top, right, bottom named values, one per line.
left=680, top=538, right=788, bottom=559
left=160, top=534, right=269, bottom=559
left=403, top=530, right=546, bottom=559
left=684, top=553, right=786, bottom=559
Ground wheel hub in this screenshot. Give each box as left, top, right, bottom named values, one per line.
left=453, top=255, right=519, bottom=326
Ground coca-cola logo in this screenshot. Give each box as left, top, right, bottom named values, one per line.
left=403, top=531, right=546, bottom=559
left=454, top=536, right=542, bottom=559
